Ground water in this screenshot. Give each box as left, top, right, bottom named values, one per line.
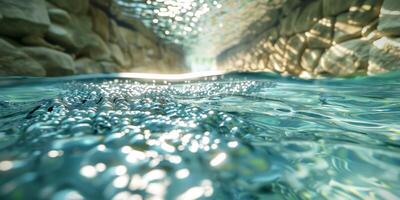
left=0, top=72, right=399, bottom=200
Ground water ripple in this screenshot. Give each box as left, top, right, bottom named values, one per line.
left=0, top=72, right=399, bottom=199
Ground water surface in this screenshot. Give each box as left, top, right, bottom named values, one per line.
left=0, top=72, right=399, bottom=200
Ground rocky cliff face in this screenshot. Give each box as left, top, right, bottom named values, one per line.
left=0, top=0, right=187, bottom=76
left=217, top=0, right=400, bottom=78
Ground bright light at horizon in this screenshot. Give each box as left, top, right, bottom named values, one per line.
left=117, top=71, right=223, bottom=80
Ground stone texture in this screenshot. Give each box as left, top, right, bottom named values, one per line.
left=294, top=0, right=322, bottom=33
left=274, top=37, right=287, bottom=56
left=46, top=0, right=89, bottom=14
left=334, top=14, right=363, bottom=43
left=217, top=0, right=399, bottom=77
left=0, top=0, right=188, bottom=76
left=48, top=8, right=71, bottom=25
left=322, top=0, right=355, bottom=16
left=109, top=43, right=129, bottom=67
left=262, top=40, right=275, bottom=53
left=46, top=24, right=77, bottom=51
left=20, top=34, right=63, bottom=50
left=282, top=0, right=303, bottom=16
left=286, top=64, right=303, bottom=76
left=266, top=28, right=279, bottom=42
left=377, top=0, right=400, bottom=36
left=368, top=37, right=400, bottom=74
left=0, top=39, right=46, bottom=76
left=280, top=8, right=301, bottom=36
left=91, top=7, right=110, bottom=42
left=301, top=49, right=323, bottom=72
left=91, top=0, right=112, bottom=7
left=306, top=17, right=334, bottom=48
left=285, top=34, right=307, bottom=75
left=109, top=20, right=125, bottom=44
left=116, top=15, right=158, bottom=44
left=258, top=57, right=269, bottom=71
left=316, top=39, right=371, bottom=76
left=22, top=47, right=75, bottom=76
left=2, top=0, right=393, bottom=77
left=284, top=34, right=306, bottom=68
left=0, top=0, right=50, bottom=37
left=338, top=0, right=382, bottom=26
left=74, top=58, right=103, bottom=74
left=269, top=53, right=286, bottom=72
left=78, top=33, right=111, bottom=61
left=47, top=14, right=94, bottom=53
left=76, top=59, right=120, bottom=74
left=362, top=19, right=379, bottom=38
left=46, top=12, right=112, bottom=62
left=74, top=57, right=122, bottom=74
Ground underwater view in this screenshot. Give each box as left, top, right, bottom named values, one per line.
left=0, top=72, right=399, bottom=200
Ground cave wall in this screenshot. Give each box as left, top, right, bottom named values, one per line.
left=217, top=0, right=400, bottom=78
left=0, top=0, right=187, bottom=77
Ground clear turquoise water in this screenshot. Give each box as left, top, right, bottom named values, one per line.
left=0, top=72, right=399, bottom=200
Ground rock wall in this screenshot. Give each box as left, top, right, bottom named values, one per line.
left=217, top=0, right=400, bottom=78
left=0, top=0, right=187, bottom=76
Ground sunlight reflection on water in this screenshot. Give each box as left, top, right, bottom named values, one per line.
left=0, top=72, right=399, bottom=199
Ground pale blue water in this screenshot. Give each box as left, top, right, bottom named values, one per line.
left=0, top=72, right=399, bottom=200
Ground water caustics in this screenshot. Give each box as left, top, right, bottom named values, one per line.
left=0, top=72, right=400, bottom=199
